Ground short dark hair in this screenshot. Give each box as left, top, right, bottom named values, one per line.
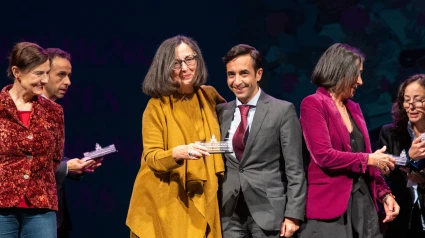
left=45, top=48, right=71, bottom=64
left=222, top=44, right=263, bottom=72
left=142, top=35, right=208, bottom=98
left=392, top=74, right=425, bottom=134
left=7, top=42, right=49, bottom=79
left=311, top=43, right=365, bottom=97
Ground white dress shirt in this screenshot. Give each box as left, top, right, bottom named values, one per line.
left=227, top=88, right=261, bottom=159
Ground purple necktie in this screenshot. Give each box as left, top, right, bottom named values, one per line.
left=233, top=105, right=251, bottom=161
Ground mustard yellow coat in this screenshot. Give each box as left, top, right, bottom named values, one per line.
left=126, top=86, right=225, bottom=238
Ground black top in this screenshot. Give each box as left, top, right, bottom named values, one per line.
left=348, top=111, right=365, bottom=153
left=348, top=111, right=381, bottom=238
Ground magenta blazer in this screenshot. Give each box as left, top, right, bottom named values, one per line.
left=300, top=87, right=390, bottom=220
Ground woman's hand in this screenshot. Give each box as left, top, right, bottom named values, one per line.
left=400, top=167, right=425, bottom=184
left=382, top=195, right=400, bottom=223
left=367, top=146, right=396, bottom=175
left=172, top=143, right=210, bottom=162
left=408, top=136, right=425, bottom=161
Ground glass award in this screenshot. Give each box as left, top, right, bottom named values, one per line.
left=195, top=135, right=233, bottom=154
left=393, top=150, right=407, bottom=166
left=83, top=143, right=118, bottom=160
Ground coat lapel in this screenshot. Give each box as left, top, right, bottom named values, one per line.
left=0, top=85, right=49, bottom=130
left=0, top=85, right=26, bottom=127
left=317, top=88, right=352, bottom=152
left=220, top=101, right=235, bottom=141
left=169, top=95, right=200, bottom=143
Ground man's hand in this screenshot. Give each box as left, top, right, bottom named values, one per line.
left=67, top=158, right=96, bottom=174
left=84, top=157, right=104, bottom=173
left=280, top=217, right=299, bottom=237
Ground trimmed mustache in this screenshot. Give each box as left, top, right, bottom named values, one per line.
left=231, top=83, right=249, bottom=90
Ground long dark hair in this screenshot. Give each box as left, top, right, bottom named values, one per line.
left=312, top=43, right=364, bottom=98
left=392, top=74, right=425, bottom=134
left=142, top=35, right=208, bottom=98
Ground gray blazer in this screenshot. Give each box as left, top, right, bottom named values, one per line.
left=217, top=91, right=306, bottom=231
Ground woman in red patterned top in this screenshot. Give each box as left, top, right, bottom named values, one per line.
left=0, top=42, right=65, bottom=237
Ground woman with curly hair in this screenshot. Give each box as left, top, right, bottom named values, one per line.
left=378, top=74, right=425, bottom=237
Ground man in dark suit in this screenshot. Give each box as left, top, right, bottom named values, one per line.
left=217, top=44, right=306, bottom=238
left=43, top=48, right=103, bottom=238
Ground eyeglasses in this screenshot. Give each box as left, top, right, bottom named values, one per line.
left=402, top=99, right=425, bottom=108
left=172, top=53, right=197, bottom=70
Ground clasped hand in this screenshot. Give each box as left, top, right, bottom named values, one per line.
left=368, top=146, right=396, bottom=175
left=382, top=195, right=400, bottom=223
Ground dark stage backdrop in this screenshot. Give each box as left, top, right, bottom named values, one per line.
left=1, top=0, right=425, bottom=237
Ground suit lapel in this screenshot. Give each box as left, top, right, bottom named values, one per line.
left=318, top=88, right=351, bottom=152
left=220, top=101, right=235, bottom=140
left=220, top=101, right=239, bottom=163
left=240, top=92, right=270, bottom=164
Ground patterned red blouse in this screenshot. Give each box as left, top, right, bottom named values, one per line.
left=0, top=85, right=65, bottom=210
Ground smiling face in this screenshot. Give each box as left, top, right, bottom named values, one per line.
left=171, top=43, right=197, bottom=93
left=12, top=60, right=50, bottom=96
left=403, top=81, right=425, bottom=124
left=44, top=57, right=72, bottom=101
left=226, top=54, right=262, bottom=104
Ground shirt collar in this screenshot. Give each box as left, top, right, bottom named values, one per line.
left=407, top=121, right=416, bottom=140
left=236, top=87, right=261, bottom=107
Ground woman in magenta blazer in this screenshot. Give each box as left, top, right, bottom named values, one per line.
left=299, top=43, right=399, bottom=238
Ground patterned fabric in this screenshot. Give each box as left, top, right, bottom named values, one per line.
left=0, top=84, right=65, bottom=210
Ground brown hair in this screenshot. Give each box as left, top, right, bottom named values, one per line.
left=142, top=35, right=208, bottom=98
left=222, top=44, right=263, bottom=72
left=312, top=43, right=365, bottom=98
left=7, top=42, right=49, bottom=79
